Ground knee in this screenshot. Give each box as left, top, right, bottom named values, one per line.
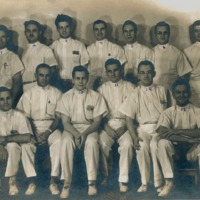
left=158, top=139, right=171, bottom=150
left=85, top=136, right=98, bottom=149
left=138, top=141, right=150, bottom=153
left=6, top=143, right=19, bottom=151
left=121, top=139, right=133, bottom=149
left=150, top=141, right=158, bottom=153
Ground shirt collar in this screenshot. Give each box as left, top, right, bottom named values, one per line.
left=0, top=48, right=8, bottom=55
left=141, top=84, right=154, bottom=92
left=157, top=43, right=169, bottom=49
left=127, top=42, right=138, bottom=49
left=36, top=84, right=50, bottom=91
left=175, top=103, right=191, bottom=112
left=110, top=79, right=123, bottom=87
left=0, top=109, right=13, bottom=117
left=96, top=39, right=107, bottom=46
left=28, top=41, right=39, bottom=48
left=73, top=88, right=87, bottom=95
left=59, top=37, right=72, bottom=43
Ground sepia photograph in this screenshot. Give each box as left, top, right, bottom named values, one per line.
left=0, top=0, right=200, bottom=199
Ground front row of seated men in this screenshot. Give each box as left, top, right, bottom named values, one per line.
left=0, top=59, right=200, bottom=198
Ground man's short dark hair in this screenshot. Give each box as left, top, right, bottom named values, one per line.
left=24, top=20, right=43, bottom=31
left=192, top=20, right=200, bottom=31
left=171, top=79, right=190, bottom=94
left=138, top=60, right=155, bottom=72
left=0, top=25, right=10, bottom=36
left=154, top=21, right=170, bottom=35
left=55, top=14, right=73, bottom=28
left=0, top=87, right=11, bottom=95
left=122, top=20, right=138, bottom=32
left=35, top=63, right=51, bottom=75
left=93, top=20, right=107, bottom=30
left=105, top=58, right=122, bottom=71
left=72, top=66, right=89, bottom=79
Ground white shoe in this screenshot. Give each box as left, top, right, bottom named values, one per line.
left=49, top=183, right=60, bottom=195
left=119, top=182, right=128, bottom=193
left=25, top=183, right=36, bottom=195
left=156, top=186, right=164, bottom=193
left=88, top=184, right=97, bottom=196
left=9, top=184, right=19, bottom=196
left=137, top=184, right=148, bottom=193
left=158, top=181, right=173, bottom=197
left=60, top=186, right=70, bottom=199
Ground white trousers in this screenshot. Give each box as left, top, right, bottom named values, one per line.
left=60, top=124, right=99, bottom=183
left=36, top=121, right=62, bottom=177
left=158, top=139, right=200, bottom=179
left=99, top=119, right=133, bottom=183
left=47, top=130, right=62, bottom=177
left=136, top=124, right=162, bottom=187
left=5, top=143, right=36, bottom=178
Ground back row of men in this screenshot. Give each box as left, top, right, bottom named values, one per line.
left=2, top=14, right=200, bottom=107
left=1, top=59, right=200, bottom=199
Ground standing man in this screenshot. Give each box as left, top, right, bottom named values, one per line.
left=22, top=20, right=57, bottom=91
left=0, top=25, right=23, bottom=105
left=0, top=87, right=36, bottom=196
left=56, top=66, right=107, bottom=199
left=119, top=60, right=168, bottom=193
left=98, top=58, right=135, bottom=192
left=156, top=79, right=200, bottom=197
left=122, top=20, right=153, bottom=84
left=184, top=20, right=200, bottom=107
left=51, top=14, right=90, bottom=92
left=87, top=20, right=126, bottom=89
left=17, top=64, right=62, bottom=196
left=153, top=21, right=191, bottom=90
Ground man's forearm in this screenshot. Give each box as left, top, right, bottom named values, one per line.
left=64, top=122, right=81, bottom=138
left=126, top=116, right=137, bottom=140
left=82, top=120, right=101, bottom=137
left=5, top=133, right=32, bottom=144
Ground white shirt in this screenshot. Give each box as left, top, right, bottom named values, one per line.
left=0, top=109, right=32, bottom=136
left=56, top=88, right=108, bottom=125
left=87, top=39, right=127, bottom=77
left=119, top=84, right=167, bottom=125
left=98, top=80, right=135, bottom=121
left=51, top=37, right=89, bottom=79
left=0, top=48, right=24, bottom=89
left=17, top=84, right=62, bottom=131
left=22, top=42, right=57, bottom=82
left=153, top=44, right=192, bottom=89
left=157, top=103, right=200, bottom=129
left=184, top=42, right=200, bottom=81
left=123, top=42, right=153, bottom=77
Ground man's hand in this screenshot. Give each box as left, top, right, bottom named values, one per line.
left=116, top=126, right=127, bottom=139
left=36, top=130, right=51, bottom=144
left=0, top=145, right=8, bottom=162
left=75, top=136, right=82, bottom=149
left=133, top=136, right=143, bottom=150
left=107, top=129, right=118, bottom=140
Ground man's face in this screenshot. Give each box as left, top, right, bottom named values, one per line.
left=57, top=21, right=71, bottom=39
left=138, top=64, right=155, bottom=86
left=25, top=24, right=40, bottom=43
left=106, top=64, right=122, bottom=83
left=0, top=91, right=12, bottom=112
left=193, top=25, right=200, bottom=42
left=73, top=71, right=88, bottom=91
left=93, top=23, right=106, bottom=41
left=0, top=30, right=7, bottom=50
left=173, top=85, right=190, bottom=107
left=35, top=67, right=51, bottom=87
left=123, top=24, right=137, bottom=44
left=155, top=26, right=170, bottom=45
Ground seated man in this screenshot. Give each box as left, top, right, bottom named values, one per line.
left=156, top=79, right=200, bottom=197
left=98, top=58, right=135, bottom=192
left=0, top=87, right=36, bottom=196
left=119, top=60, right=168, bottom=192
left=17, top=63, right=62, bottom=195
left=56, top=66, right=108, bottom=199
